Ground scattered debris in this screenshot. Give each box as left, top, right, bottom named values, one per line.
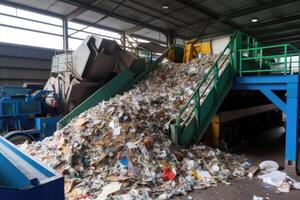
left=96, top=182, right=122, bottom=200
left=258, top=170, right=300, bottom=193
left=241, top=161, right=252, bottom=170
left=277, top=178, right=291, bottom=193
left=259, top=160, right=279, bottom=173
left=258, top=171, right=287, bottom=187
left=253, top=195, right=264, bottom=200
left=247, top=166, right=259, bottom=179
left=21, top=56, right=249, bottom=200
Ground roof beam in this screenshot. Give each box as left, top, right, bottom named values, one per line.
left=174, top=0, right=241, bottom=31
left=176, top=0, right=297, bottom=33
left=288, top=41, right=300, bottom=48
left=124, top=26, right=144, bottom=34
left=1, top=0, right=190, bottom=42
left=67, top=0, right=108, bottom=21
left=251, top=24, right=300, bottom=36
left=60, top=0, right=167, bottom=34
left=130, top=34, right=167, bottom=44
left=245, top=13, right=300, bottom=29
left=127, top=0, right=191, bottom=27
left=258, top=31, right=300, bottom=40
left=66, top=7, right=87, bottom=21
left=110, top=0, right=183, bottom=29
left=1, top=0, right=62, bottom=18
left=220, top=0, right=297, bottom=20
left=266, top=39, right=300, bottom=45
left=262, top=35, right=300, bottom=43
left=73, top=19, right=122, bottom=33
left=178, top=31, right=232, bottom=41
left=0, top=0, right=123, bottom=33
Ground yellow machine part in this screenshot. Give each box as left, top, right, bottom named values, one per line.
left=202, top=115, right=220, bottom=147
left=183, top=40, right=212, bottom=63
left=167, top=47, right=175, bottom=62
left=194, top=42, right=211, bottom=55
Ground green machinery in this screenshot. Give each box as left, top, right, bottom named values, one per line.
left=170, top=31, right=300, bottom=146
left=57, top=48, right=170, bottom=129
left=57, top=31, right=300, bottom=172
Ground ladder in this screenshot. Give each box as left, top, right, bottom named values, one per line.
left=170, top=31, right=300, bottom=173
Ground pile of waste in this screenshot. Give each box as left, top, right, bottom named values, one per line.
left=21, top=55, right=251, bottom=200
left=257, top=160, right=300, bottom=193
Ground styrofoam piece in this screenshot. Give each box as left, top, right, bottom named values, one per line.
left=258, top=171, right=287, bottom=187
left=259, top=160, right=279, bottom=172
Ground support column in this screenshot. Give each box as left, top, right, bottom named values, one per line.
left=166, top=30, right=175, bottom=47
left=234, top=75, right=299, bottom=174
left=285, top=82, right=299, bottom=173
left=63, top=17, right=69, bottom=50
left=122, top=32, right=126, bottom=50
left=233, top=31, right=242, bottom=72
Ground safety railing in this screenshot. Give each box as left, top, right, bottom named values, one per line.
left=239, top=43, right=300, bottom=76
left=174, top=38, right=234, bottom=128
left=241, top=32, right=260, bottom=49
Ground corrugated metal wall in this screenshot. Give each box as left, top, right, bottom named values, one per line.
left=0, top=42, right=55, bottom=86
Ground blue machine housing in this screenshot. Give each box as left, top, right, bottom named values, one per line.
left=0, top=136, right=64, bottom=200
left=0, top=87, right=63, bottom=142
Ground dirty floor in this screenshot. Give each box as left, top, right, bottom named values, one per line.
left=176, top=127, right=300, bottom=200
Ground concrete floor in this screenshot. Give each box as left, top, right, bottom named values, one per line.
left=176, top=127, right=300, bottom=200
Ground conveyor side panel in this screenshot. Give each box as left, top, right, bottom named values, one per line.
left=57, top=49, right=169, bottom=129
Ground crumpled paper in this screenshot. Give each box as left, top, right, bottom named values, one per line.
left=21, top=55, right=249, bottom=200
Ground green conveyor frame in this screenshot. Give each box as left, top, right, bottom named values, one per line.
left=170, top=31, right=262, bottom=145
left=57, top=49, right=170, bottom=129
left=170, top=40, right=235, bottom=145
left=58, top=31, right=268, bottom=147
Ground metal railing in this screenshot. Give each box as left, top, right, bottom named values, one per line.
left=174, top=38, right=234, bottom=128
left=172, top=31, right=300, bottom=144
left=239, top=43, right=300, bottom=76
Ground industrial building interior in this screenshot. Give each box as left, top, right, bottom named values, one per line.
left=0, top=0, right=300, bottom=199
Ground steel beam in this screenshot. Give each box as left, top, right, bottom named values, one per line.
left=245, top=13, right=300, bottom=29
left=221, top=0, right=297, bottom=20
left=66, top=7, right=87, bottom=21
left=0, top=0, right=123, bottom=34
left=66, top=0, right=105, bottom=21
left=124, top=26, right=144, bottom=35
left=263, top=36, right=300, bottom=43
left=60, top=0, right=167, bottom=34
left=265, top=39, right=300, bottom=46
left=0, top=23, right=62, bottom=37
left=234, top=75, right=299, bottom=173
left=127, top=0, right=190, bottom=27
left=260, top=89, right=286, bottom=113
left=63, top=17, right=69, bottom=50
left=1, top=0, right=61, bottom=18
left=251, top=24, right=300, bottom=36
left=121, top=32, right=126, bottom=49
left=110, top=0, right=183, bottom=29
left=258, top=31, right=300, bottom=41
left=174, top=0, right=241, bottom=30
left=166, top=31, right=176, bottom=47
left=130, top=34, right=167, bottom=45
left=0, top=12, right=61, bottom=28
left=176, top=0, right=297, bottom=33
left=285, top=82, right=299, bottom=172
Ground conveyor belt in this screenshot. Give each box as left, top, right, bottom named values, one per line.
left=0, top=137, right=64, bottom=199
left=57, top=48, right=170, bottom=129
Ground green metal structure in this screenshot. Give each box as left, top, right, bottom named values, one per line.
left=57, top=49, right=170, bottom=129
left=170, top=31, right=300, bottom=146
left=57, top=31, right=300, bottom=172
left=58, top=31, right=300, bottom=149
left=170, top=34, right=236, bottom=145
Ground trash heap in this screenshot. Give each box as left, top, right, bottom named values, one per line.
left=258, top=160, right=300, bottom=193
left=21, top=55, right=251, bottom=200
